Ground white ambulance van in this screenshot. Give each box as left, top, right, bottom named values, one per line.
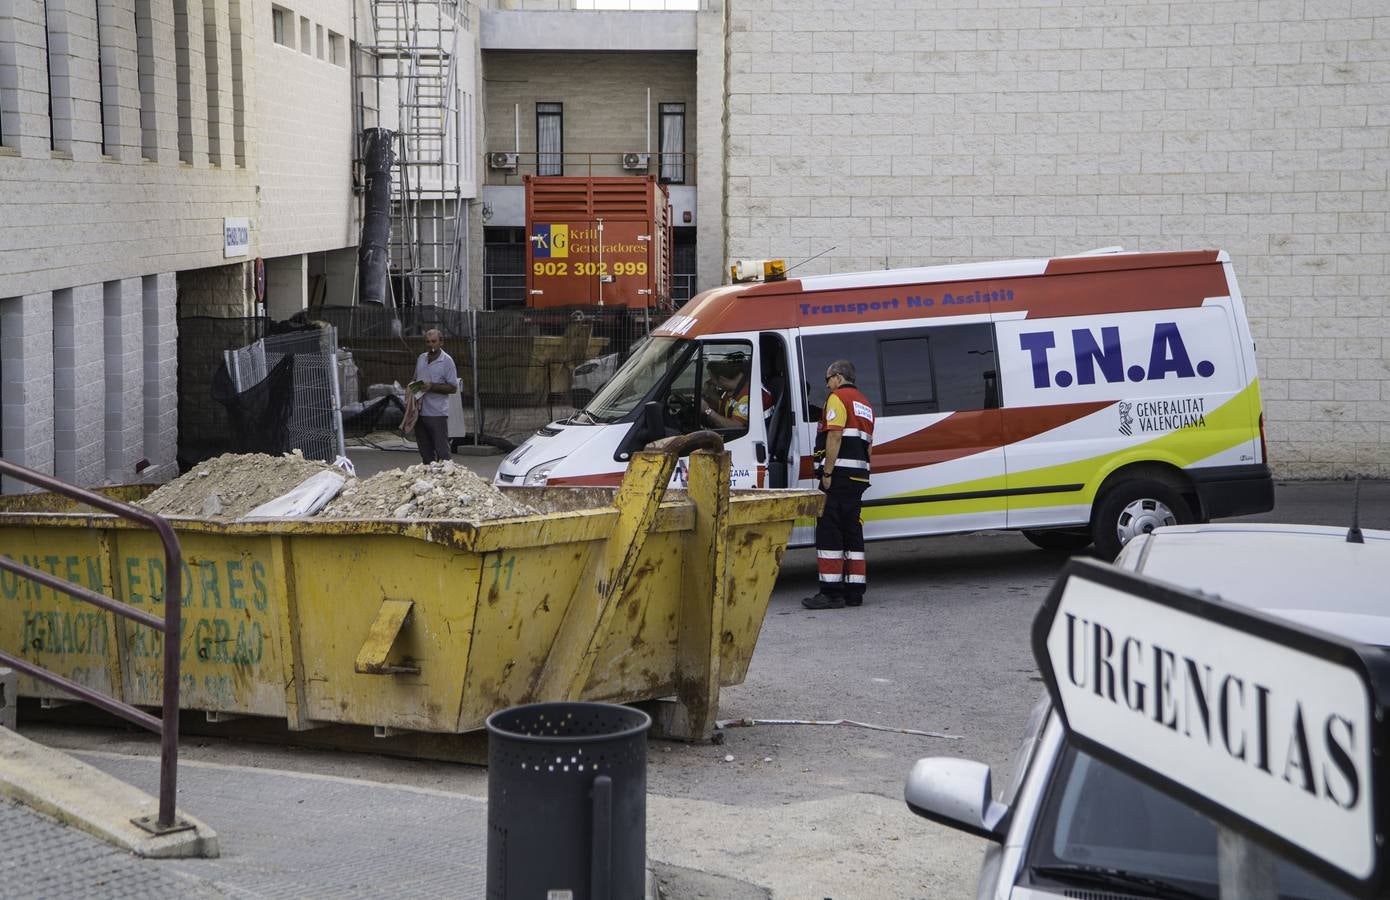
left=495, top=249, right=1274, bottom=557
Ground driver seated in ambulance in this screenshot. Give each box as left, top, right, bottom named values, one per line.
left=700, top=356, right=753, bottom=432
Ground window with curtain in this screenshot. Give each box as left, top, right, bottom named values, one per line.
left=659, top=102, right=685, bottom=184
left=537, top=102, right=563, bottom=176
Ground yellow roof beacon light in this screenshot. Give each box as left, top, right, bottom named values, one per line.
left=729, top=259, right=788, bottom=284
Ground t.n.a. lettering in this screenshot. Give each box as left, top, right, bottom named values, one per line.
left=1018, top=322, right=1217, bottom=389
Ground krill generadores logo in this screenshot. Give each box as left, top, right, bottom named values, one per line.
left=1118, top=401, right=1134, bottom=437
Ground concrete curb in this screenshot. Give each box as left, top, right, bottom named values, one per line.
left=0, top=727, right=218, bottom=858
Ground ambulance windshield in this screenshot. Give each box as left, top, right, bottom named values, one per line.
left=582, top=337, right=694, bottom=424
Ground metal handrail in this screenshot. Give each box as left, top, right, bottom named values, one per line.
left=0, top=458, right=187, bottom=834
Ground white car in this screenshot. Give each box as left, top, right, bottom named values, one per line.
left=569, top=352, right=622, bottom=408
left=906, top=522, right=1390, bottom=900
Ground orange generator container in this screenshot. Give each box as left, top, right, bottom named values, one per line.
left=525, top=175, right=673, bottom=309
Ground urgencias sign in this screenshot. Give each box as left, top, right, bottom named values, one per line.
left=1032, top=559, right=1389, bottom=898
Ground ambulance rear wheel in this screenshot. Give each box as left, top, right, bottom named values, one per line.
left=1093, top=479, right=1192, bottom=560
left=1021, top=529, right=1093, bottom=554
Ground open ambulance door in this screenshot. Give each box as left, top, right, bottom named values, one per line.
left=760, top=332, right=795, bottom=488
left=653, top=336, right=764, bottom=489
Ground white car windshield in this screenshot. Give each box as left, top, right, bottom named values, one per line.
left=1028, top=745, right=1353, bottom=899
left=582, top=337, right=693, bottom=424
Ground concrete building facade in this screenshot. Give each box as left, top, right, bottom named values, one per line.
left=2, top=0, right=1387, bottom=485
left=0, top=0, right=363, bottom=490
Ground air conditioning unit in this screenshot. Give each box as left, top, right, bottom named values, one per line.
left=488, top=151, right=519, bottom=171
left=622, top=152, right=650, bottom=171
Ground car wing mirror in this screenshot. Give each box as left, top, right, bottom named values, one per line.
left=904, top=757, right=1009, bottom=843
left=614, top=400, right=665, bottom=462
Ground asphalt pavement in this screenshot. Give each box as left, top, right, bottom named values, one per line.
left=5, top=445, right=1387, bottom=899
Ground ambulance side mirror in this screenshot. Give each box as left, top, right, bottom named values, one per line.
left=615, top=401, right=666, bottom=462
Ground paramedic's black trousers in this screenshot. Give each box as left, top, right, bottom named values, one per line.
left=816, top=479, right=868, bottom=601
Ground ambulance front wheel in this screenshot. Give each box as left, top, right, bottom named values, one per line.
left=1093, top=479, right=1193, bottom=560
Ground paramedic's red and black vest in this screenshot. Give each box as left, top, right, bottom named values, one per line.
left=815, top=384, right=874, bottom=484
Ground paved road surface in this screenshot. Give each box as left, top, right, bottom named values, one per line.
left=13, top=457, right=1387, bottom=898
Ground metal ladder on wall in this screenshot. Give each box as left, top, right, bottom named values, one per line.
left=364, top=0, right=466, bottom=310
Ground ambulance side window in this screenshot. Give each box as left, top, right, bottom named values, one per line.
left=799, top=332, right=882, bottom=422
left=879, top=337, right=935, bottom=412
left=886, top=323, right=998, bottom=413
left=800, top=324, right=997, bottom=421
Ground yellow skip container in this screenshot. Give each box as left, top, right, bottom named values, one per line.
left=0, top=444, right=821, bottom=740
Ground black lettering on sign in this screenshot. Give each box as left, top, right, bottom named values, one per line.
left=1120, top=637, right=1146, bottom=712
left=1092, top=622, right=1117, bottom=702
left=1323, top=714, right=1360, bottom=810
left=1152, top=645, right=1178, bottom=730
left=1064, top=613, right=1087, bottom=689
left=1219, top=675, right=1247, bottom=761
left=1282, top=703, right=1316, bottom=795
left=1254, top=683, right=1273, bottom=774
left=1065, top=612, right=1367, bottom=817
left=1182, top=657, right=1214, bottom=743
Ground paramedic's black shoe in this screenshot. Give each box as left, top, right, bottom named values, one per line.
left=801, top=593, right=845, bottom=610
left=845, top=596, right=863, bottom=607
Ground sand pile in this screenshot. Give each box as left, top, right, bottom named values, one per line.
left=321, top=460, right=536, bottom=521
left=139, top=452, right=338, bottom=519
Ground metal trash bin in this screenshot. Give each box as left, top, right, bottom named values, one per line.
left=487, top=701, right=652, bottom=900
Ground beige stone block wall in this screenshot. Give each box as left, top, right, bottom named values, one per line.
left=254, top=0, right=358, bottom=259
left=721, top=0, right=1390, bottom=478
left=0, top=0, right=359, bottom=298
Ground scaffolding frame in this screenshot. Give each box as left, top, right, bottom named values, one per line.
left=357, top=0, right=468, bottom=311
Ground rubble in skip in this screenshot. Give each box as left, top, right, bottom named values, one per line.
left=320, top=460, right=536, bottom=520
left=138, top=451, right=337, bottom=520
left=139, top=453, right=535, bottom=522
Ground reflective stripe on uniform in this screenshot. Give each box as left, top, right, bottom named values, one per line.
left=818, top=551, right=846, bottom=580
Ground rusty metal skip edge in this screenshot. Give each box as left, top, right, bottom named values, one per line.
left=0, top=437, right=823, bottom=743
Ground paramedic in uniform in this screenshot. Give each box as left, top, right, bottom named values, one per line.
left=411, top=328, right=459, bottom=463
left=700, top=354, right=771, bottom=431
left=802, top=359, right=874, bottom=610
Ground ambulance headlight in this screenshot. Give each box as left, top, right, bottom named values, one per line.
left=523, top=459, right=561, bottom=486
